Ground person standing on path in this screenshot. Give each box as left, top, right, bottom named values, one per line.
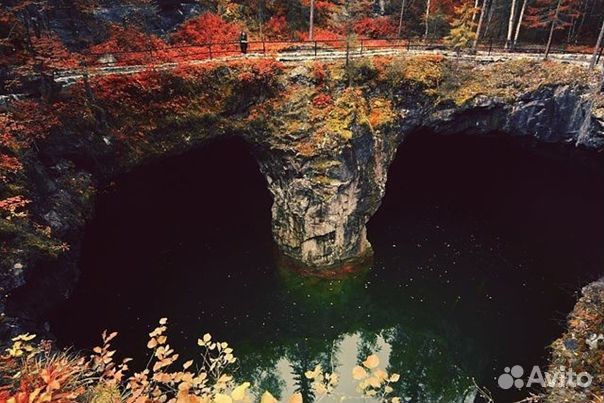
left=240, top=31, right=248, bottom=54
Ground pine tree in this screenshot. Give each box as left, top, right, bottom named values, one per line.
left=445, top=0, right=477, bottom=54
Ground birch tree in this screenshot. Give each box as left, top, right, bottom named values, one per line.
left=506, top=0, right=518, bottom=49
left=511, top=0, right=529, bottom=49
left=308, top=0, right=314, bottom=40
left=424, top=0, right=431, bottom=40
left=590, top=16, right=604, bottom=69
left=397, top=0, right=407, bottom=37
left=473, top=0, right=490, bottom=48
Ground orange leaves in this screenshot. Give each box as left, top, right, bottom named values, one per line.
left=312, top=93, right=333, bottom=109
left=5, top=100, right=62, bottom=142
left=0, top=154, right=22, bottom=181
left=354, top=17, right=398, bottom=38
left=234, top=59, right=285, bottom=85
left=311, top=61, right=328, bottom=84
left=265, top=15, right=288, bottom=38
left=171, top=13, right=241, bottom=46
left=88, top=25, right=168, bottom=66
left=0, top=195, right=30, bottom=219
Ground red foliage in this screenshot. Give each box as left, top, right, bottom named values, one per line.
left=311, top=61, right=328, bottom=83
left=312, top=93, right=333, bottom=109
left=10, top=100, right=61, bottom=141
left=265, top=15, right=288, bottom=38
left=0, top=195, right=30, bottom=215
left=172, top=13, right=241, bottom=45
left=88, top=25, right=168, bottom=65
left=0, top=154, right=22, bottom=180
left=524, top=0, right=580, bottom=30
left=235, top=59, right=285, bottom=84
left=298, top=28, right=343, bottom=42
left=354, top=17, right=398, bottom=38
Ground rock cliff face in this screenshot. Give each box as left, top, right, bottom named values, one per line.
left=0, top=57, right=603, bottom=336
left=254, top=81, right=603, bottom=269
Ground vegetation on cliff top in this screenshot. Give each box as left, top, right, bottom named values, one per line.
left=1, top=56, right=601, bottom=276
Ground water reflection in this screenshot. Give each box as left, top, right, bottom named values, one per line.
left=237, top=329, right=474, bottom=403
left=229, top=268, right=477, bottom=403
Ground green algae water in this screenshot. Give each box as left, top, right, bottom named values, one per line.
left=49, top=132, right=603, bottom=403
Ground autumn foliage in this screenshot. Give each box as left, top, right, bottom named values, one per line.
left=354, top=17, right=398, bottom=38
left=172, top=13, right=241, bottom=46
left=0, top=319, right=404, bottom=403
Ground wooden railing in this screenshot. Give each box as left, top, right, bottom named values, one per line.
left=80, top=37, right=600, bottom=68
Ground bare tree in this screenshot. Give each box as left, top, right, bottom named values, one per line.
left=473, top=0, right=490, bottom=48
left=424, top=0, right=431, bottom=40
left=472, top=0, right=480, bottom=22
left=512, top=0, right=529, bottom=49
left=397, top=0, right=407, bottom=37
left=590, top=15, right=604, bottom=69
left=309, top=0, right=315, bottom=40
left=506, top=0, right=518, bottom=49
left=544, top=0, right=562, bottom=59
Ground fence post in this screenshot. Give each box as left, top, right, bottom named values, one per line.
left=597, top=45, right=603, bottom=65
left=407, top=37, right=411, bottom=51
left=263, top=39, right=266, bottom=55
left=488, top=39, right=493, bottom=56
left=314, top=41, right=318, bottom=57
left=360, top=39, right=364, bottom=55
left=208, top=43, right=212, bottom=59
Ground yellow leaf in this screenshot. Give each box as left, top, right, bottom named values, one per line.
left=352, top=365, right=367, bottom=380
left=159, top=318, right=168, bottom=325
left=368, top=376, right=381, bottom=388
left=374, top=369, right=388, bottom=380
left=214, top=393, right=233, bottom=403
left=288, top=393, right=303, bottom=403
left=305, top=364, right=321, bottom=379
left=183, top=360, right=193, bottom=370
left=260, top=391, right=278, bottom=403
left=389, top=373, right=400, bottom=382
left=362, top=354, right=379, bottom=369
left=231, top=382, right=250, bottom=401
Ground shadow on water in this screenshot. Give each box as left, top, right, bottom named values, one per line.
left=48, top=133, right=604, bottom=403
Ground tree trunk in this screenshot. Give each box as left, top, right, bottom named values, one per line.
left=506, top=0, right=518, bottom=49
left=424, top=0, right=431, bottom=40
left=309, top=0, right=315, bottom=40
left=397, top=0, right=407, bottom=37
left=590, top=16, right=604, bottom=69
left=483, top=0, right=497, bottom=39
left=379, top=0, right=386, bottom=15
left=544, top=0, right=563, bottom=60
left=472, top=0, right=480, bottom=22
left=512, top=0, right=528, bottom=50
left=573, top=0, right=590, bottom=43
left=473, top=0, right=489, bottom=49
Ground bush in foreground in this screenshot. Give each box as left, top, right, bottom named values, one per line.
left=0, top=318, right=403, bottom=403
